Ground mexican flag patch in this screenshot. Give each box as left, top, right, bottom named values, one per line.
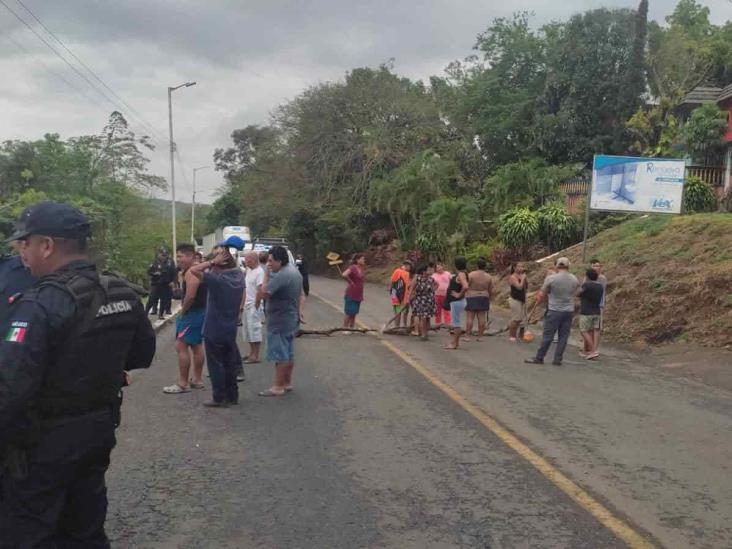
left=5, top=321, right=28, bottom=343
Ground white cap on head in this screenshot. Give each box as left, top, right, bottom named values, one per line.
left=556, top=257, right=570, bottom=268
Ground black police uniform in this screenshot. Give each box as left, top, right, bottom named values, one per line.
left=0, top=203, right=156, bottom=548
left=145, top=255, right=176, bottom=317
left=0, top=255, right=36, bottom=321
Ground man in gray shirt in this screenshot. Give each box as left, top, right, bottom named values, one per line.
left=525, top=257, right=579, bottom=366
left=256, top=246, right=304, bottom=396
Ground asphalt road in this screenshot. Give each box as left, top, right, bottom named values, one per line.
left=105, top=276, right=732, bottom=548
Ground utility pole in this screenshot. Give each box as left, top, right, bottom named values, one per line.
left=167, top=87, right=175, bottom=254
left=167, top=81, right=197, bottom=254
left=191, top=165, right=210, bottom=244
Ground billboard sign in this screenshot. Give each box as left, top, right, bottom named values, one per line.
left=590, top=155, right=685, bottom=214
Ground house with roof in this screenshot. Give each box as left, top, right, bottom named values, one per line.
left=678, top=84, right=732, bottom=195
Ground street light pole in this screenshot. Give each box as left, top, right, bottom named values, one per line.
left=167, top=81, right=197, bottom=254
left=191, top=165, right=210, bottom=244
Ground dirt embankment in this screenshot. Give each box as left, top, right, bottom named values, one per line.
left=491, top=214, right=732, bottom=348
left=356, top=214, right=732, bottom=349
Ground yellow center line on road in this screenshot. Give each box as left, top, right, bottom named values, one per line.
left=311, top=292, right=656, bottom=549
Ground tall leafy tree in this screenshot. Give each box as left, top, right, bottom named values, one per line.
left=536, top=8, right=646, bottom=160
left=442, top=12, right=547, bottom=167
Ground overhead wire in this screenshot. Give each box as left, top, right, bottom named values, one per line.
left=0, top=32, right=111, bottom=116
left=0, top=0, right=163, bottom=146
left=174, top=148, right=194, bottom=197
left=0, top=0, right=198, bottom=195
left=12, top=0, right=167, bottom=143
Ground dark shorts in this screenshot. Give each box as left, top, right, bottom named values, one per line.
left=344, top=296, right=362, bottom=317
left=267, top=330, right=296, bottom=364
left=465, top=296, right=490, bottom=312
left=175, top=310, right=205, bottom=345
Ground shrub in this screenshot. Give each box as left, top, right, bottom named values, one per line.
left=497, top=207, right=540, bottom=251
left=464, top=239, right=501, bottom=269
left=720, top=188, right=732, bottom=213
left=683, top=176, right=717, bottom=214
left=538, top=202, right=578, bottom=252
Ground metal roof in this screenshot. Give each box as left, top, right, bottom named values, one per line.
left=717, top=83, right=732, bottom=103
left=682, top=87, right=723, bottom=104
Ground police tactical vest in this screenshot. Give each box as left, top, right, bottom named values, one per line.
left=34, top=270, right=143, bottom=418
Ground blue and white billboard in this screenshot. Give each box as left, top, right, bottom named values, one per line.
left=590, top=155, right=686, bottom=214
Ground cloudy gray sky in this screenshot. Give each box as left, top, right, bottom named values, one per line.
left=1, top=0, right=730, bottom=204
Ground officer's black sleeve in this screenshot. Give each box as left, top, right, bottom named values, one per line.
left=125, top=303, right=156, bottom=371
left=0, top=295, right=59, bottom=446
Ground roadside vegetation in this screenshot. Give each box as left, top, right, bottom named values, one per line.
left=0, top=112, right=207, bottom=285
left=209, top=0, right=731, bottom=271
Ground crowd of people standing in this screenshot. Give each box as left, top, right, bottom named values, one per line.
left=339, top=252, right=609, bottom=364
left=159, top=238, right=305, bottom=405
left=155, top=242, right=608, bottom=409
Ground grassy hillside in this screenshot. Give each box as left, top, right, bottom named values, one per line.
left=146, top=197, right=211, bottom=220
left=495, top=214, right=732, bottom=348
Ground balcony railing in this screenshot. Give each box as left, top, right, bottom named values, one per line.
left=685, top=165, right=726, bottom=188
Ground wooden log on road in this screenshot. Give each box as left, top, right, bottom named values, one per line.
left=297, top=327, right=375, bottom=337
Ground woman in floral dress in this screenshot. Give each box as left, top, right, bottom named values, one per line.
left=409, top=264, right=436, bottom=341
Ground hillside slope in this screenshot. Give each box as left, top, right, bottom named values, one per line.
left=495, top=214, right=732, bottom=348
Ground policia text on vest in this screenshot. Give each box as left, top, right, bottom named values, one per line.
left=0, top=201, right=156, bottom=548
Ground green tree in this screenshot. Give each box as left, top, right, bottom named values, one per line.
left=368, top=150, right=456, bottom=245
left=626, top=98, right=682, bottom=157
left=483, top=159, right=578, bottom=215
left=0, top=112, right=173, bottom=284
left=441, top=12, right=547, bottom=166
left=645, top=0, right=732, bottom=97
left=681, top=103, right=728, bottom=165
left=536, top=7, right=647, bottom=160
left=418, top=197, right=480, bottom=257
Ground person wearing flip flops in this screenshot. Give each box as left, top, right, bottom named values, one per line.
left=188, top=237, right=246, bottom=407
left=163, top=243, right=207, bottom=395
left=256, top=246, right=304, bottom=397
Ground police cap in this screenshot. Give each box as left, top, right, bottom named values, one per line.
left=7, top=202, right=92, bottom=242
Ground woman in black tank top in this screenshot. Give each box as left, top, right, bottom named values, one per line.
left=510, top=282, right=526, bottom=302
left=508, top=263, right=528, bottom=341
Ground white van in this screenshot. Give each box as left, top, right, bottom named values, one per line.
left=222, top=226, right=252, bottom=249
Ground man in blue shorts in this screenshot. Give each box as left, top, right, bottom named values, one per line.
left=163, top=243, right=207, bottom=394
left=257, top=246, right=304, bottom=396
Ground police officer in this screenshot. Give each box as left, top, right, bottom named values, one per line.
left=0, top=241, right=36, bottom=321
left=0, top=202, right=156, bottom=548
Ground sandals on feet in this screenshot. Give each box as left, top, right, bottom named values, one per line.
left=162, top=384, right=190, bottom=394
left=190, top=381, right=205, bottom=390
left=258, top=388, right=286, bottom=397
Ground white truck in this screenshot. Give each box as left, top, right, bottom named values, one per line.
left=200, top=226, right=252, bottom=253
